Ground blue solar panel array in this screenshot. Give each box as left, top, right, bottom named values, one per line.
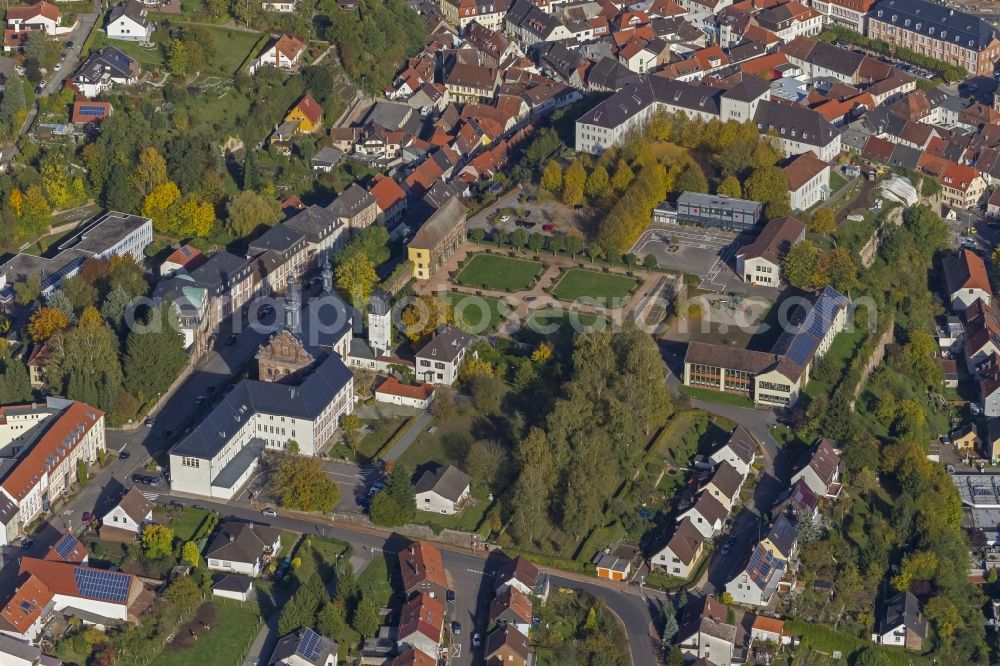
left=771, top=286, right=849, bottom=368
left=73, top=567, right=130, bottom=603
left=54, top=533, right=79, bottom=560
left=297, top=628, right=325, bottom=662
left=77, top=104, right=108, bottom=118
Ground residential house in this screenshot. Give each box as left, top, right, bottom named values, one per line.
left=0, top=634, right=40, bottom=666
left=205, top=521, right=282, bottom=577
left=106, top=0, right=152, bottom=41
left=871, top=591, right=927, bottom=651
left=677, top=596, right=738, bottom=665
left=989, top=186, right=1000, bottom=219
left=735, top=216, right=806, bottom=288
left=751, top=615, right=787, bottom=645
left=247, top=224, right=309, bottom=295
left=443, top=62, right=498, bottom=103
left=414, top=465, right=471, bottom=515
left=943, top=248, right=993, bottom=311
left=753, top=100, right=843, bottom=162
left=950, top=422, right=980, bottom=455
left=760, top=514, right=798, bottom=563
left=4, top=1, right=62, bottom=51
left=368, top=173, right=408, bottom=231
left=790, top=438, right=841, bottom=499
left=391, top=651, right=436, bottom=666
left=773, top=478, right=820, bottom=523
left=268, top=627, right=338, bottom=666
left=702, top=461, right=745, bottom=512
left=414, top=326, right=470, bottom=386
left=250, top=34, right=305, bottom=74
left=99, top=487, right=152, bottom=541
left=783, top=151, right=830, bottom=212
left=755, top=1, right=822, bottom=41
left=285, top=205, right=346, bottom=263
left=397, top=593, right=445, bottom=660
left=489, top=586, right=531, bottom=636
left=0, top=398, right=105, bottom=547
left=160, top=244, right=204, bottom=278
left=677, top=491, right=728, bottom=539
left=650, top=516, right=705, bottom=578
left=440, top=0, right=509, bottom=31
left=710, top=426, right=758, bottom=477
left=982, top=356, right=1000, bottom=417
left=937, top=161, right=987, bottom=208
left=399, top=540, right=449, bottom=601
left=212, top=574, right=254, bottom=602
left=71, top=47, right=139, bottom=98
left=964, top=300, right=1000, bottom=374
left=484, top=625, right=530, bottom=666
left=24, top=343, right=49, bottom=389
left=496, top=555, right=550, bottom=602
left=285, top=94, right=323, bottom=134
left=407, top=195, right=467, bottom=280
left=726, top=543, right=787, bottom=607
left=311, top=146, right=344, bottom=173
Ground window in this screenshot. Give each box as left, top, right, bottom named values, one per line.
left=182, top=457, right=200, bottom=468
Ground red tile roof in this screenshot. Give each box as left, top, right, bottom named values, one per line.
left=752, top=615, right=785, bottom=635
left=399, top=540, right=448, bottom=592
left=270, top=33, right=304, bottom=61
left=20, top=557, right=137, bottom=606
left=783, top=151, right=828, bottom=191
left=0, top=401, right=104, bottom=503
left=291, top=94, right=323, bottom=125
left=7, top=1, right=60, bottom=22
left=369, top=174, right=407, bottom=214
left=0, top=573, right=52, bottom=635
left=71, top=100, right=112, bottom=124
left=163, top=244, right=204, bottom=268
left=398, top=593, right=444, bottom=644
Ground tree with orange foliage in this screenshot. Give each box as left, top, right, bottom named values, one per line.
left=28, top=307, right=69, bottom=342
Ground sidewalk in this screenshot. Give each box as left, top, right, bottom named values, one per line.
left=381, top=411, right=433, bottom=462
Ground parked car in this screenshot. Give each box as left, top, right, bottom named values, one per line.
left=446, top=589, right=455, bottom=603
left=131, top=473, right=145, bottom=483
left=472, top=633, right=481, bottom=648
left=451, top=622, right=461, bottom=636
left=226, top=333, right=238, bottom=345
left=262, top=508, right=278, bottom=517
left=515, top=219, right=536, bottom=229
left=499, top=214, right=512, bottom=223
left=144, top=418, right=155, bottom=428
left=170, top=500, right=184, bottom=508
left=720, top=542, right=732, bottom=556
left=118, top=451, right=129, bottom=461
left=20, top=539, right=33, bottom=550
left=542, top=223, right=554, bottom=233
left=147, top=477, right=161, bottom=487
left=65, top=40, right=73, bottom=48
left=82, top=512, right=92, bottom=523
left=194, top=395, right=206, bottom=405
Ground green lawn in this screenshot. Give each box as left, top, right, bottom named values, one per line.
left=679, top=385, right=755, bottom=409
left=410, top=485, right=490, bottom=534
left=169, top=507, right=211, bottom=542
left=829, top=169, right=847, bottom=193
left=89, top=32, right=166, bottom=67
left=442, top=291, right=505, bottom=334
left=803, top=326, right=867, bottom=398
left=355, top=417, right=410, bottom=461
left=522, top=308, right=605, bottom=334
left=357, top=554, right=396, bottom=609
left=398, top=415, right=473, bottom=471
left=551, top=268, right=637, bottom=302
left=296, top=536, right=350, bottom=582
left=455, top=253, right=543, bottom=292
left=149, top=599, right=261, bottom=666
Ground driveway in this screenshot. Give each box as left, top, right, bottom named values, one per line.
left=38, top=9, right=100, bottom=98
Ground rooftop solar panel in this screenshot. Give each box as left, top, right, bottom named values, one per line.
left=73, top=567, right=130, bottom=603
left=54, top=533, right=79, bottom=560
left=297, top=629, right=323, bottom=661
left=787, top=334, right=818, bottom=366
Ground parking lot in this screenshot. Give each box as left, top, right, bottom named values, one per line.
left=631, top=224, right=750, bottom=291
left=466, top=186, right=601, bottom=238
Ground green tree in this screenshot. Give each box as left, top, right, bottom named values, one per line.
left=316, top=599, right=349, bottom=641
left=674, top=162, right=708, bottom=194
left=547, top=233, right=567, bottom=256
left=278, top=579, right=321, bottom=635
left=527, top=232, right=546, bottom=253
left=47, top=307, right=123, bottom=412
left=226, top=190, right=282, bottom=237
left=662, top=610, right=678, bottom=643
left=782, top=240, right=823, bottom=290
left=0, top=71, right=26, bottom=136
left=273, top=454, right=340, bottom=512
left=511, top=228, right=528, bottom=249
left=122, top=303, right=187, bottom=402
left=168, top=39, right=191, bottom=76
left=470, top=228, right=486, bottom=244
left=14, top=275, right=41, bottom=306
left=510, top=427, right=554, bottom=544
left=566, top=235, right=584, bottom=259
left=853, top=646, right=892, bottom=666
left=812, top=208, right=836, bottom=234
left=141, top=524, right=174, bottom=559
left=0, top=344, right=32, bottom=404
left=745, top=166, right=792, bottom=217
left=164, top=574, right=203, bottom=613
left=352, top=598, right=380, bottom=638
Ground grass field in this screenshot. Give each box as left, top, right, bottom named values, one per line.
left=169, top=507, right=211, bottom=542
left=522, top=308, right=605, bottom=333
left=442, top=291, right=505, bottom=334
left=358, top=554, right=397, bottom=609
left=455, top=253, right=543, bottom=292
left=89, top=32, right=166, bottom=66
left=803, top=326, right=867, bottom=399
left=679, top=385, right=755, bottom=409
left=398, top=415, right=473, bottom=471
left=551, top=268, right=636, bottom=302
left=149, top=600, right=261, bottom=666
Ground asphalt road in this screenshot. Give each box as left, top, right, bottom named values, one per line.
left=38, top=9, right=100, bottom=98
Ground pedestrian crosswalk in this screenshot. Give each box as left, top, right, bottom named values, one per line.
left=140, top=491, right=158, bottom=502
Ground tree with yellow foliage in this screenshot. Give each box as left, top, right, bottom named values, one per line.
left=401, top=295, right=452, bottom=344
left=335, top=252, right=378, bottom=307
left=531, top=342, right=552, bottom=363
left=130, top=147, right=169, bottom=198
left=142, top=182, right=181, bottom=233
left=28, top=306, right=69, bottom=342
left=8, top=188, right=22, bottom=217
left=460, top=356, right=494, bottom=381
left=176, top=196, right=215, bottom=237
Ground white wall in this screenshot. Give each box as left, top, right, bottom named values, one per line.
left=416, top=490, right=462, bottom=515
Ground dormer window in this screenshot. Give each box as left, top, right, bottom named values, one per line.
left=915, top=23, right=920, bottom=30
left=904, top=19, right=909, bottom=26
left=780, top=127, right=786, bottom=135
left=929, top=26, right=934, bottom=34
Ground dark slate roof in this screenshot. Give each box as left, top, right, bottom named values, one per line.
left=877, top=591, right=927, bottom=638
left=765, top=514, right=797, bottom=557
left=506, top=0, right=563, bottom=40
left=170, top=354, right=353, bottom=460
left=247, top=224, right=304, bottom=258
left=872, top=0, right=996, bottom=51
left=726, top=39, right=767, bottom=64
left=269, top=628, right=338, bottom=666
left=414, top=465, right=471, bottom=502
left=577, top=76, right=722, bottom=129
left=213, top=574, right=253, bottom=593
left=205, top=521, right=280, bottom=564
left=753, top=99, right=841, bottom=149
left=415, top=326, right=471, bottom=363
left=285, top=204, right=341, bottom=245
left=74, top=46, right=135, bottom=85
left=721, top=75, right=771, bottom=103
left=887, top=143, right=922, bottom=169
left=108, top=0, right=148, bottom=28
left=187, top=251, right=250, bottom=291
left=586, top=56, right=639, bottom=91
left=328, top=183, right=376, bottom=220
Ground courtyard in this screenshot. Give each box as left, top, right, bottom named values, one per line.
left=551, top=268, right=637, bottom=302
left=454, top=253, right=544, bottom=292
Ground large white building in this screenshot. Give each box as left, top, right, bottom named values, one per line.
left=0, top=211, right=152, bottom=304
left=0, top=398, right=105, bottom=546
left=169, top=355, right=354, bottom=499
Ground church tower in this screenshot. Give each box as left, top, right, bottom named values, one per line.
left=368, top=290, right=391, bottom=356
left=283, top=275, right=301, bottom=331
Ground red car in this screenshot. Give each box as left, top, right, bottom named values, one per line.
left=542, top=224, right=554, bottom=233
